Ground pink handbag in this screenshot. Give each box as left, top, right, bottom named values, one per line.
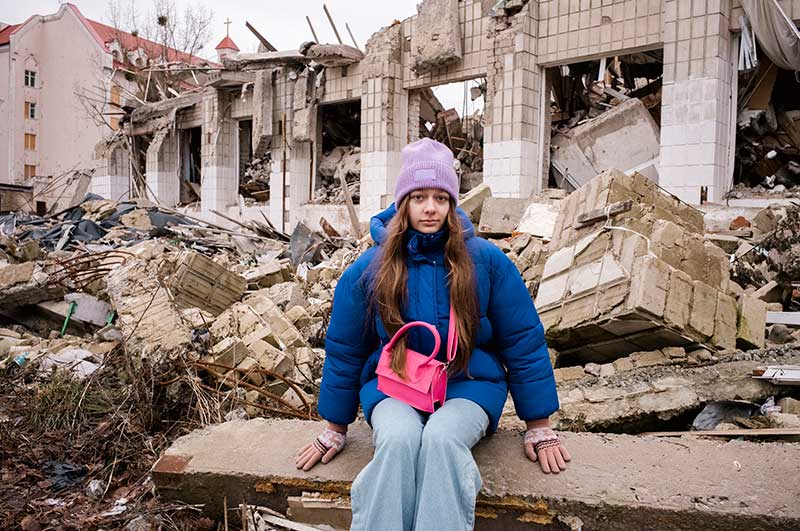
left=375, top=306, right=457, bottom=413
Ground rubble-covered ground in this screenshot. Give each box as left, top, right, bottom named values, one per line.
left=2, top=173, right=800, bottom=530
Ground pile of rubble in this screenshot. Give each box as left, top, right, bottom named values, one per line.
left=467, top=168, right=799, bottom=437
left=240, top=156, right=271, bottom=202
left=313, top=146, right=361, bottom=204
left=0, top=193, right=368, bottom=528
left=733, top=54, right=800, bottom=197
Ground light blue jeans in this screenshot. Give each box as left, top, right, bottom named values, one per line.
left=350, top=397, right=490, bottom=531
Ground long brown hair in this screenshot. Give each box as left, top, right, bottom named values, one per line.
left=373, top=197, right=479, bottom=378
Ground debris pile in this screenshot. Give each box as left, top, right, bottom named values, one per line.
left=0, top=193, right=369, bottom=528
left=240, top=157, right=271, bottom=202
left=733, top=55, right=800, bottom=197
left=313, top=146, right=361, bottom=204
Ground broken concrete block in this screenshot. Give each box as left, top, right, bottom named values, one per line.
left=244, top=390, right=262, bottom=417
left=458, top=183, right=491, bottom=223
left=410, top=0, right=462, bottom=74
left=584, top=363, right=602, bottom=377
left=285, top=305, right=313, bottom=329
left=63, top=293, right=113, bottom=327
left=478, top=197, right=530, bottom=236
left=281, top=386, right=315, bottom=409
left=753, top=280, right=782, bottom=303
left=612, top=357, right=634, bottom=373
left=235, top=356, right=264, bottom=386
left=249, top=340, right=293, bottom=377
left=631, top=350, right=667, bottom=368
left=712, top=292, right=738, bottom=352
left=553, top=366, right=586, bottom=383
left=245, top=293, right=308, bottom=349
left=169, top=251, right=246, bottom=316
left=0, top=262, right=34, bottom=288
left=267, top=282, right=306, bottom=311
left=778, top=397, right=800, bottom=415
left=767, top=324, right=793, bottom=345
left=516, top=202, right=561, bottom=240
left=542, top=245, right=575, bottom=280
left=106, top=254, right=191, bottom=363
left=550, top=100, right=660, bottom=190
left=243, top=260, right=291, bottom=289
left=688, top=281, right=718, bottom=340
left=212, top=338, right=248, bottom=368
left=664, top=269, right=693, bottom=329
left=627, top=255, right=669, bottom=318
left=662, top=346, right=687, bottom=360
left=687, top=348, right=714, bottom=365
left=242, top=326, right=281, bottom=349
left=599, top=363, right=616, bottom=377
left=737, top=295, right=767, bottom=350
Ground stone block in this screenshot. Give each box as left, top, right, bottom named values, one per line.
left=0, top=262, right=35, bottom=288
left=410, top=0, right=462, bottom=74
left=281, top=386, right=315, bottom=409
left=628, top=255, right=669, bottom=318
left=737, top=295, right=767, bottom=350
left=687, top=347, right=714, bottom=365
left=584, top=363, right=602, bottom=377
left=599, top=363, right=616, bottom=377
left=778, top=397, right=800, bottom=415
left=459, top=183, right=491, bottom=224
left=712, top=292, right=738, bottom=351
left=542, top=245, right=576, bottom=279
left=235, top=356, right=264, bottom=385
left=249, top=340, right=294, bottom=377
left=268, top=282, right=306, bottom=311
left=212, top=338, right=248, bottom=368
left=285, top=305, right=313, bottom=328
left=664, top=269, right=693, bottom=329
left=631, top=350, right=668, bottom=368
left=243, top=260, right=291, bottom=289
left=554, top=366, right=586, bottom=382
left=662, top=346, right=687, bottom=360
left=689, top=281, right=717, bottom=340
left=168, top=250, right=246, bottom=316
left=612, top=357, right=635, bottom=373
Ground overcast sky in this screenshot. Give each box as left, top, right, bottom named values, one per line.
left=2, top=0, right=484, bottom=113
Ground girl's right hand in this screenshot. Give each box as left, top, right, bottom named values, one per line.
left=295, top=424, right=347, bottom=471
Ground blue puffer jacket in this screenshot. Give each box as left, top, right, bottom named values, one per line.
left=317, top=204, right=558, bottom=433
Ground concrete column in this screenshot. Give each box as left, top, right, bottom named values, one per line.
left=201, top=89, right=238, bottom=216
left=407, top=90, right=422, bottom=144
left=92, top=146, right=130, bottom=201
left=483, top=3, right=543, bottom=198
left=146, top=129, right=179, bottom=207
left=269, top=67, right=313, bottom=233
left=359, top=24, right=407, bottom=219
left=660, top=0, right=734, bottom=204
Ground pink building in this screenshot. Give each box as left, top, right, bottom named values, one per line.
left=0, top=3, right=210, bottom=212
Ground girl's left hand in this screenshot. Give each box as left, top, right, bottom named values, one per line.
left=523, top=426, right=571, bottom=474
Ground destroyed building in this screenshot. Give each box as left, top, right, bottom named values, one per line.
left=3, top=0, right=800, bottom=530
left=80, top=0, right=800, bottom=238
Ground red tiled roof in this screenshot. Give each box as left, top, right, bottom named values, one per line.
left=0, top=4, right=216, bottom=67
left=215, top=35, right=239, bottom=51
left=89, top=19, right=212, bottom=66
left=0, top=24, right=21, bottom=46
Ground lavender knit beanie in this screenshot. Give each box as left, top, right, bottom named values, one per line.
left=394, top=138, right=459, bottom=205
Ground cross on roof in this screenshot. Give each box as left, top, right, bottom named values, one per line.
left=224, top=18, right=232, bottom=37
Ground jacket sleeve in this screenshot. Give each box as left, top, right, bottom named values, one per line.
left=487, top=250, right=559, bottom=421
left=317, top=258, right=378, bottom=425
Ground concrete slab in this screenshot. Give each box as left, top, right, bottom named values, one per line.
left=153, top=418, right=800, bottom=530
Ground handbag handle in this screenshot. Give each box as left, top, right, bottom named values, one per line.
left=384, top=305, right=458, bottom=364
